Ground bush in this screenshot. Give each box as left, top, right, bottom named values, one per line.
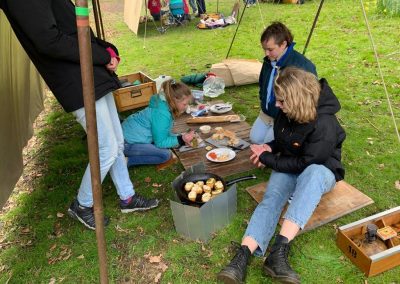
left=377, top=0, right=400, bottom=16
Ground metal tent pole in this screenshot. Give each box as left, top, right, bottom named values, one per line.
left=226, top=1, right=249, bottom=59
left=302, top=0, right=325, bottom=55
left=75, top=1, right=108, bottom=283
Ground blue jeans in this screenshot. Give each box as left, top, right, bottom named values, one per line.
left=250, top=116, right=274, bottom=144
left=188, top=0, right=197, bottom=13
left=72, top=93, right=135, bottom=207
left=124, top=143, right=171, bottom=167
left=244, top=164, right=336, bottom=256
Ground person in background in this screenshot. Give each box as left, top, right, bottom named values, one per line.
left=188, top=0, right=198, bottom=15
left=244, top=0, right=256, bottom=7
left=196, top=0, right=206, bottom=17
left=0, top=0, right=159, bottom=230
left=250, top=21, right=317, bottom=145
left=122, top=80, right=194, bottom=170
left=148, top=0, right=162, bottom=21
left=217, top=67, right=346, bottom=284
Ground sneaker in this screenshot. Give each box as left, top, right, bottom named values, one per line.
left=68, top=199, right=110, bottom=230
left=120, top=194, right=159, bottom=213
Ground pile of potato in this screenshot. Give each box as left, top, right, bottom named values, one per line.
left=184, top=178, right=224, bottom=203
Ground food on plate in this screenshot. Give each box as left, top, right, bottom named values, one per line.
left=207, top=151, right=218, bottom=160
left=201, top=192, right=212, bottom=202
left=207, top=150, right=231, bottom=162
left=205, top=145, right=213, bottom=151
left=203, top=185, right=211, bottom=193
left=188, top=191, right=197, bottom=202
left=210, top=127, right=239, bottom=146
left=206, top=177, right=216, bottom=188
left=214, top=181, right=224, bottom=191
left=184, top=182, right=194, bottom=192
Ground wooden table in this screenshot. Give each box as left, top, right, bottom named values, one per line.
left=173, top=108, right=257, bottom=177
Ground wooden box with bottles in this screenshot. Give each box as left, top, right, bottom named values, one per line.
left=337, top=206, right=400, bottom=277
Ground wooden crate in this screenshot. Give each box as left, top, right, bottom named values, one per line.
left=337, top=206, right=400, bottom=277
left=113, top=72, right=156, bottom=112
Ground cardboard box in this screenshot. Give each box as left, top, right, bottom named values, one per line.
left=113, top=72, right=156, bottom=112
left=337, top=206, right=400, bottom=277
left=170, top=163, right=237, bottom=242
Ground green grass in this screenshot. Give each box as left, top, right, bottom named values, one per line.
left=1, top=0, right=400, bottom=283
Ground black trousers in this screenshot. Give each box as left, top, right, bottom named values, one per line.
left=196, top=0, right=206, bottom=14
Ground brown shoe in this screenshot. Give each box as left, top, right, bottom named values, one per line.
left=156, top=152, right=178, bottom=171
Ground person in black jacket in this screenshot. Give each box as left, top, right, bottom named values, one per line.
left=217, top=67, right=346, bottom=284
left=0, top=0, right=159, bottom=230
left=250, top=21, right=317, bottom=145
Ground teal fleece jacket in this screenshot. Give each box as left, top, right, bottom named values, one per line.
left=122, top=94, right=180, bottom=148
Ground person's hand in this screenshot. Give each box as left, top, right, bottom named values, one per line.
left=249, top=144, right=271, bottom=168
left=182, top=130, right=195, bottom=146
left=106, top=57, right=119, bottom=73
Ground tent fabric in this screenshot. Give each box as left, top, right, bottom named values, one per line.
left=210, top=59, right=263, bottom=87
left=124, top=0, right=143, bottom=35
left=0, top=11, right=44, bottom=208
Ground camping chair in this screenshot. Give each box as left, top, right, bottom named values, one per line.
left=168, top=0, right=189, bottom=25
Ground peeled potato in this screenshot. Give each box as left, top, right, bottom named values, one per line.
left=192, top=184, right=203, bottom=194
left=214, top=181, right=224, bottom=191
left=184, top=182, right=194, bottom=192
left=202, top=192, right=212, bottom=202
left=203, top=185, right=211, bottom=193
left=188, top=191, right=197, bottom=202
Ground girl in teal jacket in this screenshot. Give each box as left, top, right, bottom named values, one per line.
left=122, top=80, right=194, bottom=167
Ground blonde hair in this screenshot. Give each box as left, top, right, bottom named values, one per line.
left=273, top=67, right=320, bottom=123
left=161, top=79, right=192, bottom=118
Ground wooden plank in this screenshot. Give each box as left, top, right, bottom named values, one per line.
left=245, top=181, right=374, bottom=232
left=173, top=104, right=256, bottom=177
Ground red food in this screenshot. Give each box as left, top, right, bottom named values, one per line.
left=208, top=152, right=218, bottom=160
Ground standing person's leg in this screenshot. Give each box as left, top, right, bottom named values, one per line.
left=72, top=94, right=125, bottom=207
left=103, top=94, right=159, bottom=213
left=68, top=94, right=158, bottom=230
left=263, top=164, right=336, bottom=284
left=197, top=0, right=206, bottom=15
left=249, top=116, right=274, bottom=144
left=217, top=171, right=297, bottom=283
left=124, top=143, right=172, bottom=167
left=189, top=0, right=197, bottom=14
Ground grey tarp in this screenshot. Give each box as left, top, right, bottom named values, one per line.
left=0, top=11, right=44, bottom=208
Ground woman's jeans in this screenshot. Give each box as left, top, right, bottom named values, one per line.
left=250, top=116, right=274, bottom=144
left=72, top=93, right=135, bottom=207
left=244, top=164, right=336, bottom=256
left=124, top=143, right=171, bottom=167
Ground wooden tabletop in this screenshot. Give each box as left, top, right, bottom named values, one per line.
left=173, top=106, right=257, bottom=178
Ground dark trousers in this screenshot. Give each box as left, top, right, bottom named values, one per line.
left=196, top=0, right=206, bottom=14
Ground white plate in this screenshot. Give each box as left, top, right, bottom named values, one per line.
left=206, top=148, right=236, bottom=163
left=210, top=103, right=232, bottom=114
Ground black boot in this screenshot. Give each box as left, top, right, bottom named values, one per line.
left=217, top=244, right=251, bottom=284
left=263, top=235, right=300, bottom=284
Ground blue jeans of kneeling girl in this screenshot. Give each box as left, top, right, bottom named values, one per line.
left=244, top=164, right=336, bottom=256
left=124, top=142, right=171, bottom=167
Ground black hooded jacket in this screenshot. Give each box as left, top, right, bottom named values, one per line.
left=0, top=0, right=121, bottom=112
left=259, top=78, right=346, bottom=181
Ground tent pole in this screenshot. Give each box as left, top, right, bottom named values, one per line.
left=75, top=1, right=109, bottom=283
left=144, top=0, right=148, bottom=48
left=92, top=0, right=105, bottom=40
left=302, top=0, right=325, bottom=55
left=226, top=1, right=249, bottom=59
left=92, top=0, right=102, bottom=39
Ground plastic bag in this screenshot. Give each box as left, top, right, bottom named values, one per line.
left=203, top=75, right=225, bottom=98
